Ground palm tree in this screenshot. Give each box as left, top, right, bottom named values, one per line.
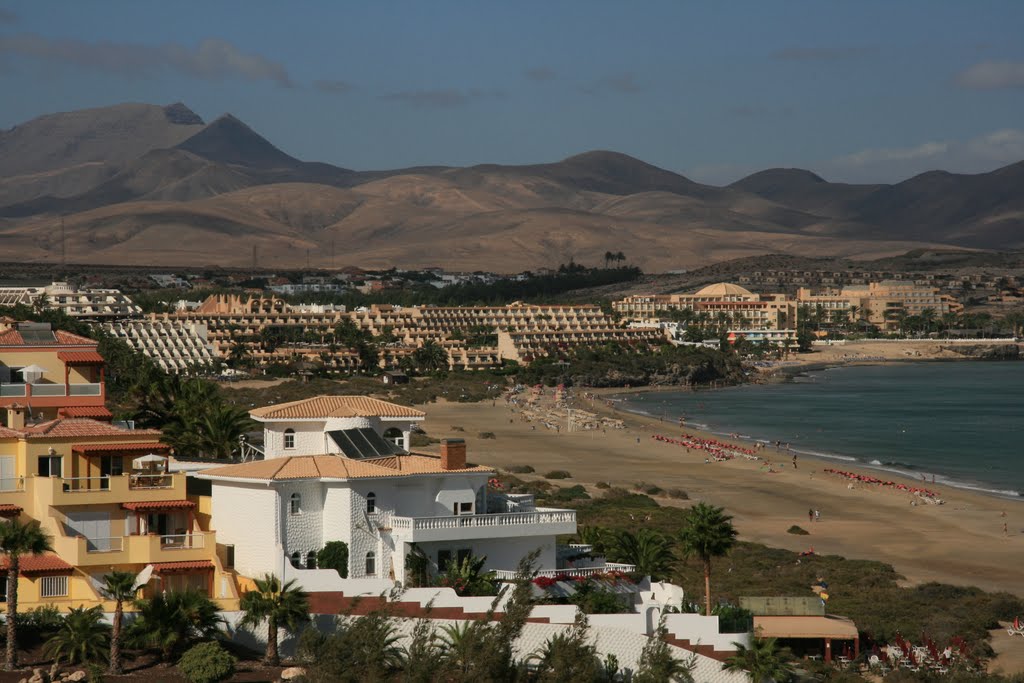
left=129, top=589, right=224, bottom=662
left=677, top=503, right=738, bottom=616
left=413, top=340, right=449, bottom=373
left=198, top=403, right=254, bottom=459
left=722, top=637, right=796, bottom=682
left=100, top=570, right=138, bottom=675
left=239, top=573, right=311, bottom=665
left=0, top=518, right=54, bottom=670
left=604, top=251, right=614, bottom=269
left=43, top=605, right=111, bottom=666
left=607, top=529, right=675, bottom=580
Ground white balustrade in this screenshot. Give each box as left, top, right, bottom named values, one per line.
left=390, top=508, right=576, bottom=532
left=493, top=563, right=637, bottom=580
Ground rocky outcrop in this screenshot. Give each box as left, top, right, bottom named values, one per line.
left=943, top=344, right=1021, bottom=360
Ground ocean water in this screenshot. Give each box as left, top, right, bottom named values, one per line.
left=615, top=361, right=1024, bottom=500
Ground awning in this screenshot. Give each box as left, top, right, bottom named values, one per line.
left=123, top=500, right=194, bottom=512
left=0, top=554, right=74, bottom=576
left=57, top=351, right=105, bottom=365
left=754, top=615, right=859, bottom=640
left=60, top=406, right=113, bottom=419
left=0, top=504, right=23, bottom=518
left=151, top=560, right=214, bottom=574
left=73, top=443, right=170, bottom=455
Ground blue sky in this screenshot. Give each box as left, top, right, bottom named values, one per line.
left=1, top=0, right=1022, bottom=183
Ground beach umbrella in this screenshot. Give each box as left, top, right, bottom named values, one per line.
left=132, top=453, right=167, bottom=469
left=18, top=364, right=45, bottom=383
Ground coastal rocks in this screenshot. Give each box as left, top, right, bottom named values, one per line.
left=944, top=344, right=1021, bottom=360
left=280, top=667, right=307, bottom=680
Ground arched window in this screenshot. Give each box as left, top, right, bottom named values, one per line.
left=284, top=428, right=296, bottom=450
left=365, top=551, right=376, bottom=576
left=366, top=492, right=376, bottom=513
left=290, top=551, right=301, bottom=568
left=290, top=492, right=301, bottom=515
left=306, top=551, right=317, bottom=569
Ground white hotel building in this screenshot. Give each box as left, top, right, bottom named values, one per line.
left=196, top=396, right=581, bottom=585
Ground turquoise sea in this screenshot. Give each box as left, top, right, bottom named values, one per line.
left=615, top=361, right=1024, bottom=500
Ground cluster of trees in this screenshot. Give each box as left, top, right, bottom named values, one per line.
left=519, top=342, right=744, bottom=388
left=798, top=304, right=1024, bottom=341
left=131, top=372, right=254, bottom=459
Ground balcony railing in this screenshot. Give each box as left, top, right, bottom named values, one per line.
left=391, top=508, right=576, bottom=532
left=159, top=533, right=206, bottom=550
left=69, top=383, right=102, bottom=396
left=129, top=473, right=174, bottom=489
left=29, top=384, right=66, bottom=397
left=61, top=477, right=112, bottom=492
left=0, top=477, right=24, bottom=492
left=84, top=536, right=124, bottom=553
left=0, top=384, right=26, bottom=397
left=492, top=563, right=637, bottom=580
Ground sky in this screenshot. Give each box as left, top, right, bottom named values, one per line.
left=1, top=0, right=1022, bottom=184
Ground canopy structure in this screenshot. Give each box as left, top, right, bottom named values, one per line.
left=132, top=453, right=168, bottom=469
left=18, top=364, right=45, bottom=383
left=754, top=615, right=859, bottom=663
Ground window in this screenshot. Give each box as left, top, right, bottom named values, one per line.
left=290, top=492, right=301, bottom=515
left=306, top=551, right=317, bottom=569
left=366, top=492, right=376, bottom=513
left=453, top=502, right=472, bottom=516
left=37, top=455, right=62, bottom=478
left=365, top=552, right=376, bottom=576
left=437, top=550, right=452, bottom=572
left=39, top=575, right=68, bottom=598
left=457, top=548, right=472, bottom=567
left=290, top=551, right=302, bottom=568
left=284, top=429, right=295, bottom=450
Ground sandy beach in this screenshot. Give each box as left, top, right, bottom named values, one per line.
left=418, top=390, right=1023, bottom=596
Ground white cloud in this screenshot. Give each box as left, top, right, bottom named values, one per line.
left=0, top=33, right=293, bottom=87
left=955, top=61, right=1024, bottom=90
left=821, top=129, right=1024, bottom=182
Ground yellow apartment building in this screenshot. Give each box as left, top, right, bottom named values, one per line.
left=0, top=408, right=237, bottom=611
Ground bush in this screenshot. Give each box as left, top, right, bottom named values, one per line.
left=409, top=432, right=437, bottom=448
left=633, top=482, right=664, bottom=496
left=595, top=481, right=611, bottom=489
left=544, top=470, right=572, bottom=480
left=547, top=485, right=591, bottom=502
left=450, top=425, right=465, bottom=432
left=317, top=541, right=350, bottom=578
left=787, top=525, right=810, bottom=535
left=20, top=605, right=65, bottom=646
left=504, top=464, right=535, bottom=474
left=178, top=641, right=237, bottom=683
left=666, top=488, right=688, bottom=500
left=478, top=431, right=497, bottom=439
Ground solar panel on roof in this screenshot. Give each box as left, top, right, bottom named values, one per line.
left=19, top=328, right=56, bottom=345
left=327, top=428, right=403, bottom=459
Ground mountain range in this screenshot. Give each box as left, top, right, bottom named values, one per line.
left=0, top=102, right=1021, bottom=272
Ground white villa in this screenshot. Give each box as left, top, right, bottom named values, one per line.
left=196, top=396, right=580, bottom=585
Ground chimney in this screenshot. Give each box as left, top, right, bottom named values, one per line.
left=6, top=404, right=26, bottom=430
left=440, top=438, right=466, bottom=471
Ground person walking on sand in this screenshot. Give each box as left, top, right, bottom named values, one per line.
left=814, top=509, right=821, bottom=523
left=1004, top=522, right=1009, bottom=536
left=808, top=508, right=814, bottom=523
left=792, top=454, right=798, bottom=469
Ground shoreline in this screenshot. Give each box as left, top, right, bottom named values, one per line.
left=419, top=389, right=1024, bottom=598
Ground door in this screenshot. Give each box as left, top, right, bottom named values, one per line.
left=0, top=457, right=14, bottom=491
left=99, top=455, right=123, bottom=490
left=64, top=512, right=111, bottom=552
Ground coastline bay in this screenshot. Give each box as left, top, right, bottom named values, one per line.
left=616, top=361, right=1024, bottom=499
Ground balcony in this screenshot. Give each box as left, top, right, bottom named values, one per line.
left=389, top=508, right=576, bottom=543
left=54, top=531, right=213, bottom=567
left=492, top=563, right=637, bottom=580
left=0, top=384, right=26, bottom=397
left=0, top=382, right=104, bottom=404
left=45, top=472, right=186, bottom=506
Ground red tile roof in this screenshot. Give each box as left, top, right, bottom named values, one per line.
left=21, top=418, right=162, bottom=440
left=151, top=560, right=214, bottom=573
left=0, top=554, right=73, bottom=575
left=0, top=329, right=95, bottom=347
left=250, top=395, right=425, bottom=420
left=72, top=442, right=169, bottom=454
left=57, top=351, right=105, bottom=364
left=122, top=500, right=194, bottom=511
left=0, top=504, right=23, bottom=517
left=59, top=406, right=114, bottom=419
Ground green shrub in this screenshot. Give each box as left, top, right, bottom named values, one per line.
left=317, top=540, right=350, bottom=578
left=595, top=481, right=611, bottom=489
left=177, top=641, right=236, bottom=683
left=544, top=470, right=572, bottom=480
left=787, top=525, right=810, bottom=535
left=547, top=485, right=591, bottom=502
left=450, top=425, right=465, bottom=432
left=634, top=482, right=664, bottom=496
left=478, top=431, right=497, bottom=439
left=666, top=488, right=688, bottom=499
left=504, top=464, right=535, bottom=474
left=572, top=581, right=631, bottom=614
